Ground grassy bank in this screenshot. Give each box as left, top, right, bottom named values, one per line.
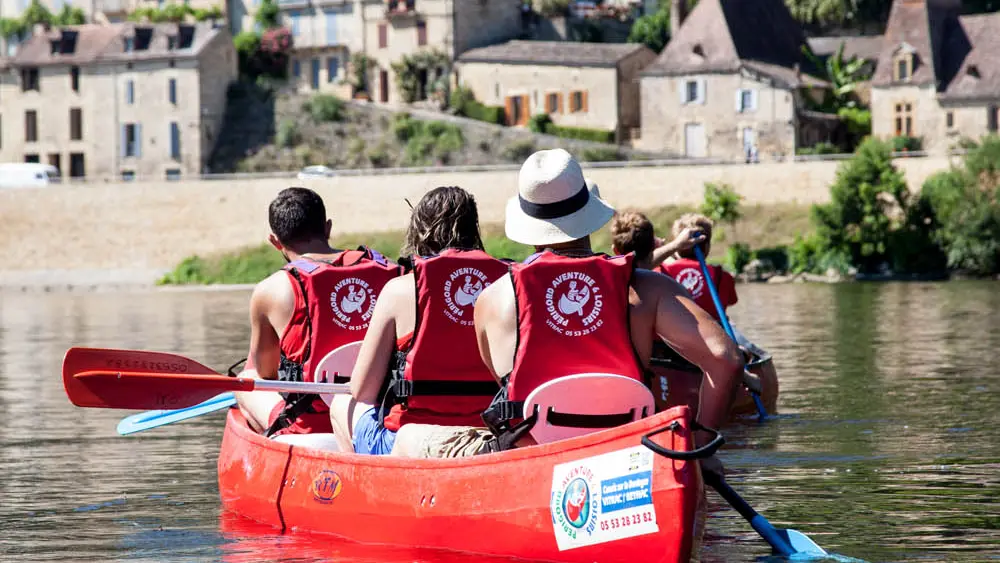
left=158, top=203, right=811, bottom=285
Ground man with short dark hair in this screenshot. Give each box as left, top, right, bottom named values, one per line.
left=236, top=187, right=401, bottom=437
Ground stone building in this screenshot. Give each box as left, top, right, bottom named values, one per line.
left=456, top=40, right=655, bottom=141
left=0, top=22, right=236, bottom=180
left=638, top=0, right=831, bottom=160
left=870, top=0, right=1000, bottom=153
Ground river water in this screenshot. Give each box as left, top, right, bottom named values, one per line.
left=1, top=282, right=998, bottom=563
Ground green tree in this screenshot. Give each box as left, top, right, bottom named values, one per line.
left=701, top=182, right=743, bottom=244
left=54, top=5, right=86, bottom=25
left=811, top=138, right=910, bottom=274
left=919, top=136, right=1000, bottom=275
left=256, top=0, right=281, bottom=29
left=22, top=0, right=54, bottom=27
left=627, top=5, right=671, bottom=53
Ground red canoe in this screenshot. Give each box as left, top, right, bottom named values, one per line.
left=218, top=406, right=714, bottom=562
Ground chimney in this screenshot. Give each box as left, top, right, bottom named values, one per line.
left=670, top=0, right=688, bottom=37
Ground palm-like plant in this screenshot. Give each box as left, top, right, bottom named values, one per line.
left=803, top=42, right=871, bottom=111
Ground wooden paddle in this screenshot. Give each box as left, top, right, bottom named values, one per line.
left=692, top=246, right=769, bottom=420
left=63, top=347, right=350, bottom=410
left=702, top=470, right=828, bottom=557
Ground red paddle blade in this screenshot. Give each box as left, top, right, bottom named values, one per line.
left=63, top=347, right=247, bottom=410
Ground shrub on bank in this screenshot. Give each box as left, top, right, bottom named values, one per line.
left=449, top=87, right=504, bottom=125
left=544, top=123, right=616, bottom=144
left=306, top=94, right=346, bottom=123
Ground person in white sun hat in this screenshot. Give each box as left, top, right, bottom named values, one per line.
left=473, top=149, right=743, bottom=476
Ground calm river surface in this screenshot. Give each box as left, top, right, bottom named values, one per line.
left=1, top=282, right=998, bottom=562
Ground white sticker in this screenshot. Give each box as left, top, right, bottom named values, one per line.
left=549, top=445, right=658, bottom=551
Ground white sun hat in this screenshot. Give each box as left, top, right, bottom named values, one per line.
left=584, top=177, right=601, bottom=198
left=505, top=149, right=615, bottom=246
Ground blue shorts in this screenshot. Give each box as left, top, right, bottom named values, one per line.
left=352, top=407, right=397, bottom=456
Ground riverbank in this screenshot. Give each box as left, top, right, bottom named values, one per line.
left=159, top=203, right=812, bottom=284
left=0, top=156, right=953, bottom=287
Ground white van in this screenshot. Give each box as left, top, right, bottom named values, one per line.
left=0, top=163, right=61, bottom=188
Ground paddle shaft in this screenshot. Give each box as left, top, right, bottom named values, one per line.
left=118, top=393, right=237, bottom=435
left=692, top=246, right=768, bottom=418
left=77, top=370, right=351, bottom=395
left=702, top=470, right=795, bottom=557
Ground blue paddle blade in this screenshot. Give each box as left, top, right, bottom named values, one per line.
left=781, top=528, right=828, bottom=557
left=117, top=392, right=237, bottom=435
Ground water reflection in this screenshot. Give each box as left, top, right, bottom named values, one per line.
left=1, top=283, right=998, bottom=562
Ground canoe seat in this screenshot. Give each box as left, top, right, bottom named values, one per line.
left=272, top=432, right=342, bottom=452
left=523, top=373, right=654, bottom=445
left=313, top=341, right=363, bottom=407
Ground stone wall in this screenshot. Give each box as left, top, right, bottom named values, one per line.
left=0, top=156, right=954, bottom=284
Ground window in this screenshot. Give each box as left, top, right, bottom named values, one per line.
left=545, top=92, right=562, bottom=114
left=170, top=122, right=181, bottom=160
left=327, top=57, right=339, bottom=82
left=293, top=60, right=301, bottom=79
left=22, top=68, right=39, bottom=92
left=70, top=153, right=85, bottom=178
left=166, top=169, right=182, bottom=181
left=682, top=79, right=705, bottom=104
left=168, top=78, right=177, bottom=105
left=494, top=83, right=500, bottom=99
left=893, top=53, right=914, bottom=82
left=378, top=23, right=388, bottom=49
left=121, top=170, right=136, bottom=181
left=125, top=80, right=135, bottom=105
left=946, top=111, right=954, bottom=129
left=70, top=108, right=82, bottom=141
left=894, top=102, right=913, bottom=136
left=122, top=123, right=141, bottom=158
left=416, top=20, right=427, bottom=46
left=47, top=153, right=61, bottom=174
left=289, top=12, right=301, bottom=36
left=124, top=37, right=134, bottom=52
left=70, top=66, right=79, bottom=92
left=311, top=58, right=320, bottom=89
left=25, top=110, right=37, bottom=142
left=569, top=90, right=587, bottom=113
left=989, top=105, right=999, bottom=133
left=736, top=88, right=757, bottom=113
left=24, top=153, right=40, bottom=163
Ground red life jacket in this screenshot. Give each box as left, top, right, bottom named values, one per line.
left=274, top=248, right=401, bottom=421
left=383, top=249, right=508, bottom=431
left=657, top=258, right=736, bottom=321
left=507, top=251, right=643, bottom=402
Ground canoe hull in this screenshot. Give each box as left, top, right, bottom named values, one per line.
left=218, top=407, right=705, bottom=562
left=650, top=351, right=779, bottom=418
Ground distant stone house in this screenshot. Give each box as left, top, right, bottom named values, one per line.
left=870, top=0, right=1000, bottom=153
left=0, top=22, right=236, bottom=180
left=456, top=41, right=655, bottom=141
left=638, top=0, right=833, bottom=160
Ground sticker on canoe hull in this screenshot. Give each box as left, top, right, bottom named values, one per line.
left=311, top=470, right=343, bottom=503
left=550, top=445, right=657, bottom=551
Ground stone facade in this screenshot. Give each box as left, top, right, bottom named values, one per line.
left=0, top=23, right=236, bottom=180
left=640, top=72, right=800, bottom=159
left=870, top=0, right=1000, bottom=154
left=456, top=41, right=654, bottom=139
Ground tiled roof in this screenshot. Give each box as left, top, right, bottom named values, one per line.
left=642, top=0, right=821, bottom=86
left=743, top=60, right=829, bottom=89
left=871, top=0, right=943, bottom=87
left=807, top=35, right=885, bottom=62
left=458, top=40, right=653, bottom=68
left=939, top=12, right=1000, bottom=101
left=10, top=22, right=224, bottom=67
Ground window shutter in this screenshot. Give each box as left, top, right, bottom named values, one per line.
left=679, top=81, right=687, bottom=104
left=135, top=124, right=142, bottom=158
left=698, top=79, right=707, bottom=104
left=120, top=125, right=126, bottom=158
left=735, top=89, right=743, bottom=112
left=750, top=89, right=758, bottom=112
left=582, top=90, right=589, bottom=112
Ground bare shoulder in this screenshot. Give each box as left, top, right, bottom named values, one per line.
left=633, top=268, right=688, bottom=300
left=480, top=273, right=513, bottom=307
left=382, top=272, right=415, bottom=297
left=251, top=270, right=294, bottom=313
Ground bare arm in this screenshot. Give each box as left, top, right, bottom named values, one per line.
left=474, top=282, right=500, bottom=383
left=350, top=279, right=402, bottom=405
left=645, top=272, right=743, bottom=436
left=248, top=281, right=282, bottom=380
left=648, top=228, right=706, bottom=269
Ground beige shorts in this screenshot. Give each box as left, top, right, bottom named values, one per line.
left=403, top=425, right=494, bottom=459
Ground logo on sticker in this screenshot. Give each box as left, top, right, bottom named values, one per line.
left=329, top=277, right=377, bottom=331
left=544, top=272, right=604, bottom=336
left=443, top=268, right=489, bottom=325
left=551, top=465, right=599, bottom=541
left=311, top=470, right=343, bottom=503
left=674, top=267, right=704, bottom=299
